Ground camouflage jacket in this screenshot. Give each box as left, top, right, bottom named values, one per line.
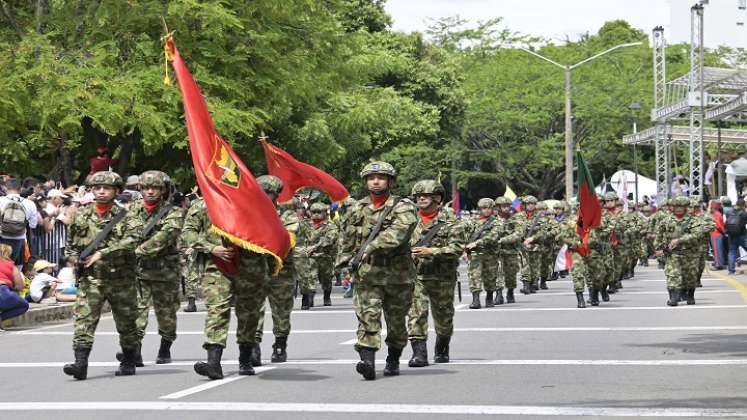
left=65, top=204, right=134, bottom=279
left=307, top=219, right=340, bottom=260
left=494, top=213, right=525, bottom=255
left=410, top=211, right=467, bottom=281
left=465, top=216, right=499, bottom=255
left=654, top=214, right=702, bottom=255
left=336, top=195, right=418, bottom=285
left=516, top=211, right=550, bottom=252
left=691, top=212, right=715, bottom=249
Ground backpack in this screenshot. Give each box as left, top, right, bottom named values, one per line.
left=0, top=197, right=27, bottom=236
left=725, top=210, right=744, bottom=236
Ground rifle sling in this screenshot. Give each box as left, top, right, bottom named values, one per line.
left=415, top=221, right=446, bottom=247
left=469, top=217, right=494, bottom=243
left=352, top=198, right=401, bottom=265
left=79, top=209, right=128, bottom=262
left=142, top=204, right=173, bottom=238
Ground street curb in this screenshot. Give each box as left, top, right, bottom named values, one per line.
left=4, top=302, right=111, bottom=328
left=705, top=268, right=747, bottom=304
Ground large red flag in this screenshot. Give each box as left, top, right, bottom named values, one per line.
left=166, top=36, right=291, bottom=270
left=575, top=151, right=602, bottom=257
left=261, top=139, right=349, bottom=204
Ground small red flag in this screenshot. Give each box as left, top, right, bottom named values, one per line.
left=261, top=139, right=349, bottom=203
left=166, top=36, right=291, bottom=270
left=575, top=151, right=602, bottom=257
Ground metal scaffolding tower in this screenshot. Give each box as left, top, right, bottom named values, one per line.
left=688, top=4, right=705, bottom=199
left=652, top=26, right=670, bottom=200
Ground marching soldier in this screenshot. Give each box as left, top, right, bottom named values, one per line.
left=407, top=180, right=466, bottom=367
left=336, top=162, right=418, bottom=380
left=180, top=197, right=269, bottom=379
left=689, top=199, right=714, bottom=292
left=518, top=196, right=549, bottom=294
left=493, top=196, right=524, bottom=304
left=63, top=171, right=139, bottom=379
left=305, top=202, right=340, bottom=307
left=465, top=198, right=499, bottom=308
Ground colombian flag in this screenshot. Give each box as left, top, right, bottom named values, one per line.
left=260, top=139, right=349, bottom=204
left=165, top=35, right=291, bottom=270
left=575, top=151, right=602, bottom=256
left=504, top=185, right=521, bottom=210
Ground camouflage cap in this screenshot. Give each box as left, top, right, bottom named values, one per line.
left=138, top=170, right=171, bottom=188
left=256, top=175, right=284, bottom=194
left=87, top=171, right=123, bottom=188
left=603, top=191, right=619, bottom=201
left=671, top=196, right=690, bottom=207
left=411, top=180, right=445, bottom=197
left=360, top=161, right=396, bottom=179
left=309, top=202, right=328, bottom=212
left=523, top=195, right=538, bottom=204
left=494, top=196, right=512, bottom=206
left=125, top=175, right=140, bottom=186
left=477, top=198, right=495, bottom=208
left=536, top=201, right=548, bottom=210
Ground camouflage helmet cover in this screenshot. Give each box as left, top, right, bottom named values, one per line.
left=86, top=171, right=124, bottom=188
left=411, top=179, right=446, bottom=198
left=523, top=195, right=538, bottom=204
left=138, top=170, right=171, bottom=188
left=494, top=196, right=512, bottom=206
left=309, top=202, right=328, bottom=212
left=536, top=201, right=548, bottom=210
left=256, top=175, right=284, bottom=194
left=126, top=175, right=140, bottom=186
left=360, top=161, right=396, bottom=179
left=689, top=198, right=700, bottom=208
left=603, top=191, right=619, bottom=201
left=671, top=196, right=690, bottom=207
left=553, top=200, right=568, bottom=210
left=477, top=198, right=495, bottom=208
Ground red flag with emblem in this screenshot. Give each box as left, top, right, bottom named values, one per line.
left=260, top=139, right=349, bottom=204
left=165, top=36, right=291, bottom=269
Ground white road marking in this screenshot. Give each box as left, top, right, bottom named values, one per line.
left=0, top=401, right=744, bottom=417
left=159, top=367, right=275, bottom=400
left=458, top=304, right=747, bottom=312
left=3, top=359, right=747, bottom=368
left=454, top=304, right=468, bottom=310
left=339, top=338, right=357, bottom=345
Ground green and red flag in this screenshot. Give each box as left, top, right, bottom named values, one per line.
left=575, top=151, right=602, bottom=256
left=165, top=35, right=291, bottom=271
left=260, top=138, right=349, bottom=204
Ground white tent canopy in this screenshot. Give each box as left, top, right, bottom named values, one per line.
left=594, top=170, right=657, bottom=202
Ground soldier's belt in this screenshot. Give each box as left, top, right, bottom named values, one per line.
left=417, top=260, right=458, bottom=275
left=139, top=259, right=163, bottom=270
left=367, top=253, right=409, bottom=266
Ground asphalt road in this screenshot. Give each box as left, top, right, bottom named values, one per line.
left=1, top=263, right=746, bottom=419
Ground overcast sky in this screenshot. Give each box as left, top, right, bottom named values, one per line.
left=384, top=0, right=671, bottom=43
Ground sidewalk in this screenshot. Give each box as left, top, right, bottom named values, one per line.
left=2, top=300, right=111, bottom=329
left=705, top=266, right=747, bottom=304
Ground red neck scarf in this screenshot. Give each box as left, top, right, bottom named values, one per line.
left=419, top=209, right=438, bottom=225
left=525, top=211, right=534, bottom=219
left=143, top=199, right=161, bottom=215
left=479, top=214, right=489, bottom=220
left=95, top=202, right=114, bottom=218
left=675, top=213, right=685, bottom=220
left=313, top=219, right=325, bottom=227
left=371, top=194, right=389, bottom=209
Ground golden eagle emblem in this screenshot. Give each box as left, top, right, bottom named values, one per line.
left=215, top=144, right=240, bottom=188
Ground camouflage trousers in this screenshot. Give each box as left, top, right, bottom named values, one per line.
left=135, top=279, right=180, bottom=342
left=664, top=254, right=700, bottom=289
left=468, top=254, right=497, bottom=293
left=310, top=257, right=335, bottom=292
left=296, top=255, right=316, bottom=295
left=569, top=253, right=587, bottom=292
left=256, top=266, right=294, bottom=342
left=354, top=282, right=414, bottom=351
left=584, top=251, right=606, bottom=290
left=498, top=254, right=520, bottom=289
left=607, top=247, right=624, bottom=285
left=183, top=253, right=203, bottom=299
left=407, top=278, right=456, bottom=341
left=520, top=250, right=543, bottom=282
left=202, top=252, right=268, bottom=348
left=540, top=248, right=555, bottom=279
left=73, top=276, right=138, bottom=351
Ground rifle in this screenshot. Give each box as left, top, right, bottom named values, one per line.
left=142, top=204, right=173, bottom=238
left=348, top=199, right=400, bottom=274
left=456, top=270, right=462, bottom=302
left=77, top=208, right=128, bottom=267
left=466, top=217, right=494, bottom=254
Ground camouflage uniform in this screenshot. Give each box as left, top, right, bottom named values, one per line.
left=466, top=198, right=499, bottom=309
left=306, top=202, right=340, bottom=306
left=538, top=202, right=560, bottom=289
left=690, top=200, right=714, bottom=289
left=518, top=196, right=550, bottom=293
left=494, top=196, right=524, bottom=304
left=181, top=197, right=268, bottom=379
left=63, top=171, right=138, bottom=380
left=336, top=161, right=418, bottom=380
left=407, top=180, right=467, bottom=366
left=654, top=196, right=702, bottom=306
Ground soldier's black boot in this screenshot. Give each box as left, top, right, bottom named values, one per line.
left=434, top=335, right=451, bottom=363
left=184, top=297, right=197, bottom=312
left=506, top=288, right=515, bottom=303
left=271, top=337, right=287, bottom=363
left=679, top=288, right=687, bottom=302
left=323, top=289, right=332, bottom=306
left=63, top=348, right=91, bottom=380
left=559, top=270, right=569, bottom=278
left=383, top=346, right=402, bottom=376
left=115, top=347, right=137, bottom=376
left=530, top=280, right=538, bottom=293
left=408, top=340, right=429, bottom=367
left=301, top=294, right=310, bottom=310
left=155, top=338, right=173, bottom=364
left=540, top=277, right=548, bottom=290
left=495, top=288, right=504, bottom=305
left=238, top=344, right=255, bottom=375
left=600, top=286, right=610, bottom=302
left=551, top=271, right=559, bottom=280
left=355, top=346, right=376, bottom=380
left=309, top=291, right=315, bottom=308
left=657, top=260, right=665, bottom=269
left=485, top=291, right=494, bottom=308
left=194, top=344, right=223, bottom=380
left=616, top=279, right=623, bottom=289
left=116, top=342, right=144, bottom=367
left=607, top=282, right=617, bottom=294
left=589, top=288, right=600, bottom=306
left=576, top=292, right=586, bottom=308
left=469, top=292, right=481, bottom=309
left=521, top=281, right=531, bottom=295
left=249, top=342, right=262, bottom=366
left=696, top=278, right=703, bottom=288
left=686, top=288, right=696, bottom=305
left=666, top=288, right=679, bottom=307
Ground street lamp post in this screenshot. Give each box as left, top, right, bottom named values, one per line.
left=514, top=42, right=643, bottom=200
left=629, top=102, right=641, bottom=202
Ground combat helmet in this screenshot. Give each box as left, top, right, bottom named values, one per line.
left=603, top=191, right=619, bottom=201
left=125, top=175, right=140, bottom=188
left=494, top=196, right=512, bottom=206
left=411, top=180, right=446, bottom=199
left=553, top=201, right=568, bottom=211
left=360, top=161, right=396, bottom=179
left=536, top=201, right=548, bottom=211
left=256, top=175, right=284, bottom=194
left=310, top=202, right=328, bottom=212
left=477, top=198, right=495, bottom=208
left=87, top=171, right=123, bottom=189
left=671, top=196, right=690, bottom=207
left=689, top=198, right=701, bottom=208
left=523, top=195, right=538, bottom=204
left=139, top=171, right=171, bottom=188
